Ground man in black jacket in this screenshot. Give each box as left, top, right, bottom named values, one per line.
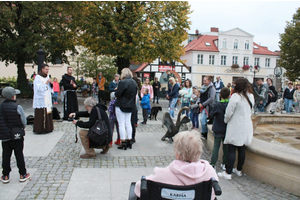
left=152, top=77, right=161, bottom=104
left=0, top=87, right=30, bottom=183
left=60, top=66, right=78, bottom=120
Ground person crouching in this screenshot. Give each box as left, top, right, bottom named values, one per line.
left=69, top=97, right=112, bottom=158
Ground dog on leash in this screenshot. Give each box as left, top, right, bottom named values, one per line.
left=150, top=106, right=162, bottom=120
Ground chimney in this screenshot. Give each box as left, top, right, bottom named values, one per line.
left=211, top=27, right=219, bottom=32
left=195, top=29, right=199, bottom=35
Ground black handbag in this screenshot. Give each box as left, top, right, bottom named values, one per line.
left=1, top=104, right=25, bottom=140
left=87, top=107, right=108, bottom=146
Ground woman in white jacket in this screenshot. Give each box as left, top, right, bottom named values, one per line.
left=218, top=78, right=254, bottom=180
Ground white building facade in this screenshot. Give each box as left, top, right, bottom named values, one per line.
left=181, top=27, right=279, bottom=87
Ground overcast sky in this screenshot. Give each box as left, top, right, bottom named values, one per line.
left=188, top=1, right=300, bottom=51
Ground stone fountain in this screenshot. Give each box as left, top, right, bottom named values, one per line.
left=207, top=114, right=300, bottom=196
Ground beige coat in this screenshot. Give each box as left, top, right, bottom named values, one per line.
left=224, top=93, right=254, bottom=146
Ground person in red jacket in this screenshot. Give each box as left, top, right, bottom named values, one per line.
left=52, top=77, right=60, bottom=105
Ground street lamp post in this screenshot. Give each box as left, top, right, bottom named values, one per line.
left=37, top=45, right=45, bottom=72
left=250, top=65, right=261, bottom=83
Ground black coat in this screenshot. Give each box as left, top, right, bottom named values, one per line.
left=283, top=88, right=295, bottom=100
left=75, top=103, right=112, bottom=147
left=115, top=76, right=137, bottom=112
left=60, top=73, right=77, bottom=90
left=268, top=85, right=277, bottom=103
left=208, top=101, right=228, bottom=137
left=152, top=81, right=161, bottom=94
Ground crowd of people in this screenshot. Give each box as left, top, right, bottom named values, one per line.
left=2, top=66, right=300, bottom=189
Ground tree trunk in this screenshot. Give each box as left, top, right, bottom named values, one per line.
left=17, top=60, right=32, bottom=98
left=115, top=56, right=130, bottom=75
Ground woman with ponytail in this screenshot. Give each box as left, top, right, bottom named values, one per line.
left=218, top=78, right=254, bottom=180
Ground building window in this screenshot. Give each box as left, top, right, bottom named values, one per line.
left=222, top=39, right=227, bottom=48
left=245, top=40, right=249, bottom=50
left=221, top=55, right=227, bottom=65
left=243, top=57, right=249, bottom=65
left=209, top=55, right=215, bottom=65
left=197, top=54, right=203, bottom=64
left=254, top=57, right=260, bottom=66
left=232, top=56, right=238, bottom=64
left=205, top=42, right=211, bottom=46
left=265, top=58, right=270, bottom=67
left=234, top=39, right=238, bottom=49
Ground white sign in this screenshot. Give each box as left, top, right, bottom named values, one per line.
left=161, top=188, right=195, bottom=200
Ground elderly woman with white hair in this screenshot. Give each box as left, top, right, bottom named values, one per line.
left=134, top=131, right=218, bottom=199
left=114, top=68, right=137, bottom=150
left=69, top=97, right=112, bottom=158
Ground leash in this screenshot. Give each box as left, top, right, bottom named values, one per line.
left=200, top=106, right=209, bottom=116
left=75, top=124, right=78, bottom=143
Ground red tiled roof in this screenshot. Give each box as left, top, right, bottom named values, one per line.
left=253, top=42, right=278, bottom=56
left=135, top=63, right=148, bottom=72
left=184, top=35, right=219, bottom=52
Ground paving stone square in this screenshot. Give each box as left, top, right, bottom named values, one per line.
left=0, top=98, right=299, bottom=200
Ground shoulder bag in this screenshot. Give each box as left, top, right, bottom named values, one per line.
left=87, top=107, right=108, bottom=146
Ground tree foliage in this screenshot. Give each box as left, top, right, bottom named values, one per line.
left=78, top=1, right=191, bottom=73
left=70, top=48, right=117, bottom=83
left=279, top=7, right=300, bottom=81
left=0, top=1, right=83, bottom=95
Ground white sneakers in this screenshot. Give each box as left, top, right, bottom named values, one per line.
left=218, top=168, right=242, bottom=180
left=220, top=164, right=226, bottom=171
left=233, top=168, right=242, bottom=176
left=217, top=171, right=232, bottom=180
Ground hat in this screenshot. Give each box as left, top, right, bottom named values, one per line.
left=193, top=86, right=198, bottom=89
left=2, top=86, right=20, bottom=99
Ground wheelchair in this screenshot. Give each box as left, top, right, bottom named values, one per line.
left=129, top=176, right=222, bottom=200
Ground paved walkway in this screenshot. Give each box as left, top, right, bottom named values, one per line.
left=0, top=97, right=299, bottom=200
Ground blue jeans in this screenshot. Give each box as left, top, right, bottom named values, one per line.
left=153, top=94, right=159, bottom=103
left=200, top=108, right=208, bottom=133
left=284, top=98, right=293, bottom=113
left=257, top=101, right=267, bottom=112
left=191, top=112, right=199, bottom=128
left=53, top=92, right=58, bottom=103
left=215, top=92, right=220, bottom=102
left=182, top=102, right=190, bottom=117
left=169, top=98, right=178, bottom=118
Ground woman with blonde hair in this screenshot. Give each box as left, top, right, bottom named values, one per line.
left=166, top=77, right=179, bottom=118
left=141, top=78, right=153, bottom=101
left=114, top=68, right=137, bottom=150
left=134, top=130, right=218, bottom=199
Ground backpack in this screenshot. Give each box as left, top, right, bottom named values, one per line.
left=87, top=107, right=108, bottom=146
left=52, top=107, right=61, bottom=120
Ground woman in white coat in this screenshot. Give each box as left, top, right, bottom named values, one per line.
left=218, top=78, right=254, bottom=180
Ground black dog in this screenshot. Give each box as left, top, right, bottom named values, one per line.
left=150, top=106, right=162, bottom=120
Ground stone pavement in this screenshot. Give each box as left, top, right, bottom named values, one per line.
left=0, top=97, right=299, bottom=200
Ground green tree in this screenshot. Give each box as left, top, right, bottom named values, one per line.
left=279, top=7, right=300, bottom=81
left=70, top=48, right=117, bottom=84
left=78, top=1, right=191, bottom=74
left=0, top=1, right=83, bottom=96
